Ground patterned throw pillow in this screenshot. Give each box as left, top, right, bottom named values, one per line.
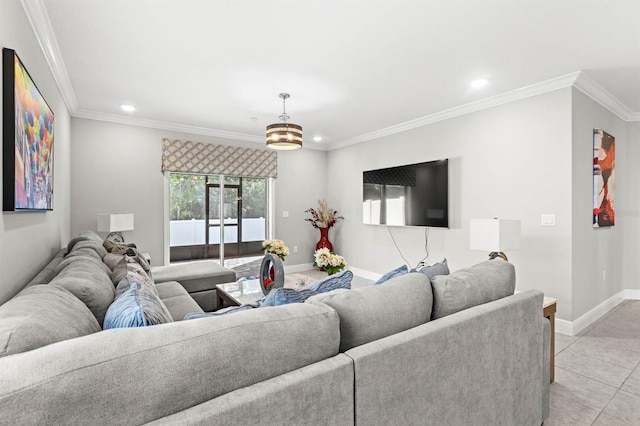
left=419, top=258, right=450, bottom=279
left=103, top=277, right=173, bottom=329
left=260, top=288, right=319, bottom=307
left=112, top=257, right=155, bottom=293
left=184, top=303, right=258, bottom=320
left=374, top=265, right=409, bottom=285
left=305, top=270, right=353, bottom=292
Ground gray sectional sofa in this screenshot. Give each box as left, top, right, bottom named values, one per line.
left=0, top=232, right=550, bottom=425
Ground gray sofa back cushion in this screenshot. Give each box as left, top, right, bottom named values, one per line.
left=50, top=257, right=116, bottom=326
left=308, top=272, right=432, bottom=352
left=0, top=285, right=101, bottom=357
left=430, top=259, right=515, bottom=320
left=25, top=249, right=66, bottom=288
left=69, top=239, right=108, bottom=260
left=345, top=289, right=545, bottom=426
left=0, top=303, right=340, bottom=425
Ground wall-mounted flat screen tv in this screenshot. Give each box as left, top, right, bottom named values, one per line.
left=363, top=159, right=448, bottom=228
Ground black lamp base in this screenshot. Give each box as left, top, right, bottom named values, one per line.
left=488, top=251, right=508, bottom=261
left=106, top=232, right=125, bottom=243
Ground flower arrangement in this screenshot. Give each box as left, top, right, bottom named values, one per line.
left=262, top=239, right=289, bottom=262
left=305, top=199, right=344, bottom=229
left=313, top=248, right=348, bottom=275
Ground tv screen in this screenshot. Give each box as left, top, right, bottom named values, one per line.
left=363, top=159, right=448, bottom=228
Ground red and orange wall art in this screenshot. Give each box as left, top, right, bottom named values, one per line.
left=593, top=128, right=615, bottom=228
left=2, top=48, right=54, bottom=211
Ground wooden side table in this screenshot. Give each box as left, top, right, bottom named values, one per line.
left=543, top=297, right=557, bottom=383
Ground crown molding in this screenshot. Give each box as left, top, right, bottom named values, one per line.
left=75, top=109, right=264, bottom=144
left=73, top=109, right=328, bottom=150
left=326, top=72, right=582, bottom=150
left=20, top=0, right=79, bottom=113
left=573, top=72, right=640, bottom=122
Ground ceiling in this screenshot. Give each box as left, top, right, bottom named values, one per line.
left=24, top=0, right=640, bottom=150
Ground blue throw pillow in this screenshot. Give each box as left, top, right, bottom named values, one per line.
left=419, top=258, right=450, bottom=279
left=260, top=288, right=319, bottom=307
left=305, top=270, right=353, bottom=293
left=103, top=277, right=173, bottom=329
left=374, top=265, right=409, bottom=285
left=184, top=303, right=257, bottom=320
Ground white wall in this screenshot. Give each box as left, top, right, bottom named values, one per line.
left=327, top=88, right=574, bottom=320
left=570, top=88, right=629, bottom=320
left=0, top=0, right=71, bottom=305
left=623, top=120, right=640, bottom=293
left=70, top=118, right=326, bottom=265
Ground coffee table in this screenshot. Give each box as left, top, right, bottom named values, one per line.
left=216, top=279, right=264, bottom=309
left=216, top=273, right=321, bottom=310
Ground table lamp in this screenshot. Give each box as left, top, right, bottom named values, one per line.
left=97, top=213, right=134, bottom=242
left=470, top=218, right=520, bottom=261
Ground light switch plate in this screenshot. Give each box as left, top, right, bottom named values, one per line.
left=541, top=214, right=556, bottom=227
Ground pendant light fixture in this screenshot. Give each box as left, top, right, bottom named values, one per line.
left=266, top=93, right=303, bottom=150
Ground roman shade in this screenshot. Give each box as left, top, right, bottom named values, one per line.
left=161, top=138, right=278, bottom=178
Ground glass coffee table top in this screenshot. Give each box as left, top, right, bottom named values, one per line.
left=216, top=279, right=264, bottom=306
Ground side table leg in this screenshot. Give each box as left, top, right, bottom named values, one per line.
left=549, top=312, right=555, bottom=382
left=216, top=292, right=224, bottom=311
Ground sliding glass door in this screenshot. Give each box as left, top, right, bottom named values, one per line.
left=169, top=174, right=267, bottom=264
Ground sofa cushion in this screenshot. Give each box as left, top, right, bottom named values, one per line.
left=374, top=265, right=408, bottom=285
left=151, top=261, right=236, bottom=293
left=50, top=258, right=115, bottom=326
left=66, top=231, right=103, bottom=253
left=57, top=250, right=113, bottom=277
left=430, top=259, right=516, bottom=320
left=69, top=239, right=108, bottom=260
left=104, top=277, right=173, bottom=329
left=0, top=285, right=101, bottom=357
left=155, top=281, right=204, bottom=320
left=308, top=272, right=433, bottom=352
left=25, top=249, right=66, bottom=287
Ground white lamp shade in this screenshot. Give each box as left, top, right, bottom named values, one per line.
left=470, top=219, right=520, bottom=252
left=97, top=213, right=135, bottom=232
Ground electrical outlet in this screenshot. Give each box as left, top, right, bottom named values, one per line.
left=293, top=246, right=298, bottom=253
left=282, top=211, right=289, bottom=218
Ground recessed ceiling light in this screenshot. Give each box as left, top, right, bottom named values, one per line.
left=471, top=79, right=488, bottom=89
left=313, top=136, right=323, bottom=142
left=120, top=104, right=136, bottom=112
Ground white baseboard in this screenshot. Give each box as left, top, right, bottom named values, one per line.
left=556, top=289, right=640, bottom=336
left=348, top=267, right=382, bottom=281
left=283, top=263, right=314, bottom=273
left=284, top=264, right=383, bottom=281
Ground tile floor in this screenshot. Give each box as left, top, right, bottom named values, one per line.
left=546, top=300, right=640, bottom=425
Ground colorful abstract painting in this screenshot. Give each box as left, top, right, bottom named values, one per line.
left=593, top=128, right=615, bottom=228
left=2, top=48, right=54, bottom=211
